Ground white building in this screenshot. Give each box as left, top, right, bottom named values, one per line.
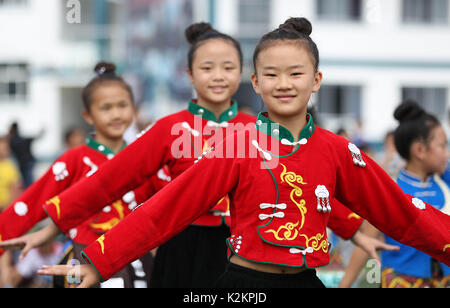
left=209, top=0, right=450, bottom=143
left=0, top=0, right=125, bottom=159
left=1, top=0, right=449, bottom=162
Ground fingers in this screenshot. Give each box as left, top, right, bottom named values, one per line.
left=0, top=239, right=26, bottom=251
left=379, top=243, right=400, bottom=251
left=37, top=265, right=73, bottom=276
left=19, top=243, right=34, bottom=261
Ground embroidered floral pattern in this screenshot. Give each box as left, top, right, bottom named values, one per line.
left=265, top=221, right=299, bottom=241
left=280, top=163, right=307, bottom=229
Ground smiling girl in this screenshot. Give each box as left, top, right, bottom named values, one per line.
left=36, top=18, right=450, bottom=288
left=0, top=62, right=161, bottom=287
left=11, top=23, right=255, bottom=288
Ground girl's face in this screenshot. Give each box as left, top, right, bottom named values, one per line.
left=187, top=39, right=241, bottom=106
left=251, top=42, right=322, bottom=118
left=421, top=125, right=449, bottom=175
left=83, top=82, right=134, bottom=140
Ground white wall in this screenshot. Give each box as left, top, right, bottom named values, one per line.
left=0, top=0, right=98, bottom=158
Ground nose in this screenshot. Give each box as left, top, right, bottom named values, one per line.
left=212, top=67, right=225, bottom=82
left=276, top=74, right=292, bottom=90
left=110, top=105, right=123, bottom=120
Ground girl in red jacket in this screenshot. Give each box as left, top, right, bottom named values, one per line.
left=0, top=62, right=164, bottom=287
left=35, top=17, right=450, bottom=288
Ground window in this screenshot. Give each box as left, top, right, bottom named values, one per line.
left=402, top=87, right=448, bottom=120
left=402, top=0, right=449, bottom=24
left=0, top=64, right=28, bottom=102
left=238, top=0, right=271, bottom=38
left=317, top=0, right=362, bottom=21
left=317, top=85, right=362, bottom=118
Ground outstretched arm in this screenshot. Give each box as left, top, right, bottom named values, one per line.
left=39, top=144, right=240, bottom=287
left=334, top=141, right=450, bottom=266
left=43, top=121, right=171, bottom=236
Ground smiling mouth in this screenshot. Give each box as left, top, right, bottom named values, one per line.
left=209, top=86, right=228, bottom=93
left=275, top=95, right=296, bottom=102
left=109, top=122, right=125, bottom=129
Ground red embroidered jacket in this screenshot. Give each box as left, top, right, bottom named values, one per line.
left=79, top=113, right=450, bottom=281
left=44, top=101, right=361, bottom=235
left=0, top=137, right=168, bottom=256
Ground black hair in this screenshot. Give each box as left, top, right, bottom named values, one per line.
left=185, top=22, right=243, bottom=72
left=253, top=17, right=320, bottom=73
left=393, top=99, right=441, bottom=160
left=82, top=62, right=134, bottom=111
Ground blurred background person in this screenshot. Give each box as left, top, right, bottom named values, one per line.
left=7, top=122, right=44, bottom=188
left=0, top=136, right=21, bottom=212
left=63, top=127, right=85, bottom=151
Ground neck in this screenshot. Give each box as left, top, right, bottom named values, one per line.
left=197, top=98, right=231, bottom=121
left=405, top=161, right=430, bottom=182
left=267, top=110, right=307, bottom=142
left=93, top=134, right=125, bottom=153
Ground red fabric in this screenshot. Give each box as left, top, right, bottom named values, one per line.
left=0, top=144, right=167, bottom=255
left=45, top=110, right=256, bottom=232
left=327, top=199, right=362, bottom=240
left=81, top=126, right=450, bottom=281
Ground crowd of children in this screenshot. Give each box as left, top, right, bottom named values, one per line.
left=0, top=17, right=449, bottom=289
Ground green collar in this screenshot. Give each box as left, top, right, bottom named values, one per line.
left=85, top=135, right=127, bottom=157
left=255, top=112, right=315, bottom=144
left=187, top=99, right=238, bottom=123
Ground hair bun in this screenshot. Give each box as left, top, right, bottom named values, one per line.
left=185, top=22, right=215, bottom=44
left=394, top=99, right=426, bottom=123
left=94, top=62, right=116, bottom=76
left=280, top=17, right=313, bottom=36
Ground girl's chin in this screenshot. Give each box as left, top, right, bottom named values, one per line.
left=267, top=106, right=306, bottom=118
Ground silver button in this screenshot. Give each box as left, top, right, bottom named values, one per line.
left=98, top=145, right=105, bottom=151
left=272, top=129, right=279, bottom=135
left=256, top=120, right=262, bottom=126
left=198, top=109, right=204, bottom=114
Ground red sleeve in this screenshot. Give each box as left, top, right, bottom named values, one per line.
left=327, top=199, right=363, bottom=240
left=44, top=121, right=171, bottom=235
left=80, top=146, right=239, bottom=281
left=0, top=152, right=75, bottom=256
left=333, top=140, right=450, bottom=265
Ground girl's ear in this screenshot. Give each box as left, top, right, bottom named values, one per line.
left=82, top=109, right=94, bottom=126
left=312, top=71, right=323, bottom=93
left=186, top=68, right=194, bottom=84
left=251, top=73, right=261, bottom=95
left=411, top=141, right=426, bottom=161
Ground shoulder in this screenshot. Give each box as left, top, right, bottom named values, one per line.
left=155, top=110, right=191, bottom=126
left=312, top=126, right=349, bottom=148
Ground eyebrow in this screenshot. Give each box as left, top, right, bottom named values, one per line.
left=199, top=60, right=237, bottom=65
left=262, top=65, right=305, bottom=70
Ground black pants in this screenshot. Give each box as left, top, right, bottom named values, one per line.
left=213, top=262, right=326, bottom=288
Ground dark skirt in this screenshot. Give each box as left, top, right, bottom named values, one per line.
left=213, top=262, right=326, bottom=288
left=150, top=224, right=230, bottom=288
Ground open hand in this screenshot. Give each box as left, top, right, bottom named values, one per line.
left=37, top=264, right=100, bottom=288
